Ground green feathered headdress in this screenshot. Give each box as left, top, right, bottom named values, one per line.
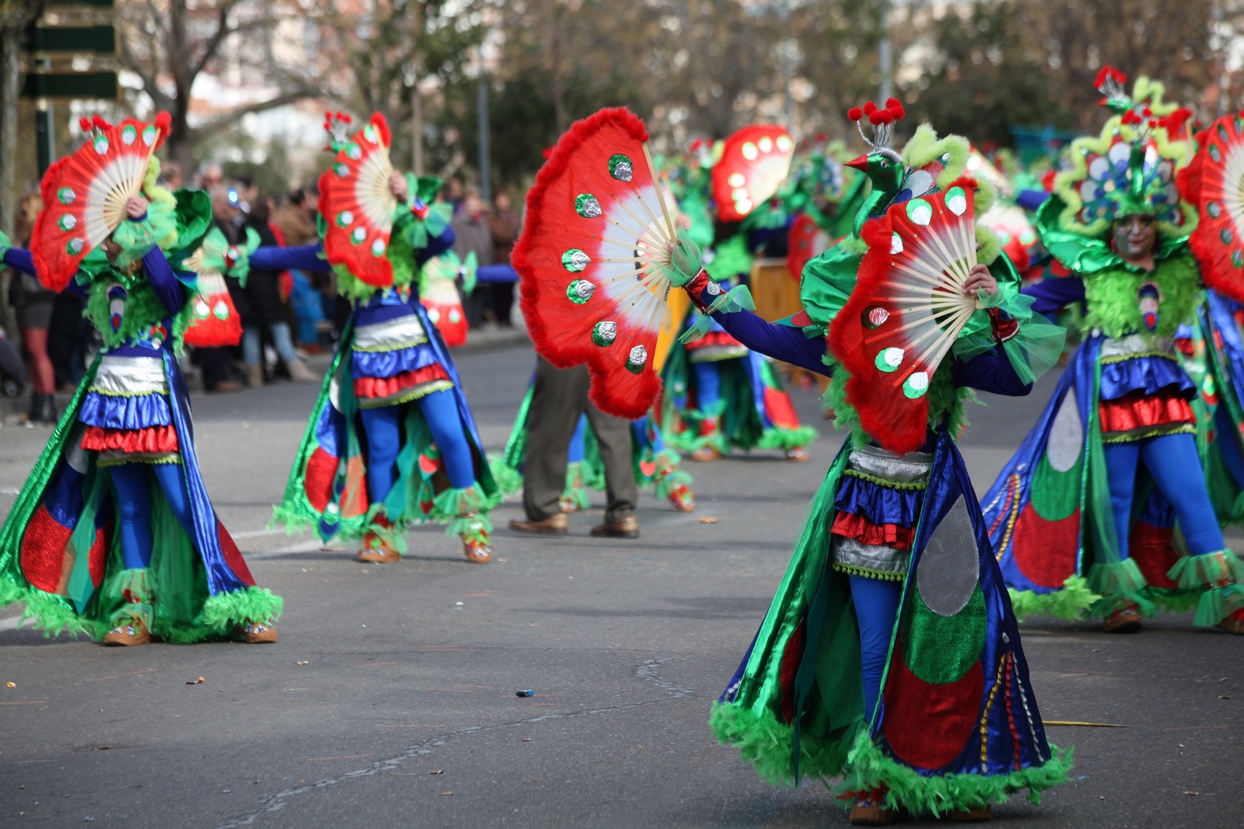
left=1052, top=67, right=1196, bottom=240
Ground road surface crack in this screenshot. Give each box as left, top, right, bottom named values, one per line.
left=214, top=657, right=691, bottom=828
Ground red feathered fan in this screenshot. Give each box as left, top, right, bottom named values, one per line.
left=318, top=113, right=397, bottom=288
left=1185, top=113, right=1244, bottom=302
left=514, top=107, right=682, bottom=420
left=712, top=125, right=795, bottom=223
left=830, top=179, right=982, bottom=454
left=32, top=114, right=170, bottom=292
left=786, top=213, right=831, bottom=282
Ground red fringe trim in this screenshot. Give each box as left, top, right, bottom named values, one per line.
left=831, top=512, right=914, bottom=551
left=81, top=425, right=180, bottom=454
left=1098, top=392, right=1194, bottom=434
left=354, top=363, right=451, bottom=400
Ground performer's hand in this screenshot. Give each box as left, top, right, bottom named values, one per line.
left=389, top=172, right=409, bottom=203
left=125, top=196, right=149, bottom=220
left=664, top=227, right=703, bottom=287
left=963, top=264, right=998, bottom=297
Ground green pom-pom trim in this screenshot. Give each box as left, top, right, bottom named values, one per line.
left=836, top=732, right=1074, bottom=817
left=756, top=424, right=818, bottom=451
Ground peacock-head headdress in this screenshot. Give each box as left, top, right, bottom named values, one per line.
left=1052, top=66, right=1196, bottom=240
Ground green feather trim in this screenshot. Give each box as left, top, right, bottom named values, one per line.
left=1080, top=254, right=1200, bottom=339
left=1007, top=577, right=1101, bottom=622
left=836, top=732, right=1073, bottom=816
left=973, top=176, right=999, bottom=217
left=704, top=235, right=753, bottom=282
left=756, top=424, right=818, bottom=451
left=192, top=587, right=284, bottom=631
left=975, top=225, right=1002, bottom=266
left=487, top=452, right=524, bottom=496
left=14, top=588, right=106, bottom=639
left=901, top=125, right=970, bottom=188
left=85, top=275, right=195, bottom=353
left=709, top=700, right=853, bottom=786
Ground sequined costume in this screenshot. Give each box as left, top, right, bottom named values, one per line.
left=981, top=71, right=1244, bottom=630
left=681, top=115, right=1070, bottom=817
left=0, top=180, right=281, bottom=643
left=265, top=176, right=499, bottom=564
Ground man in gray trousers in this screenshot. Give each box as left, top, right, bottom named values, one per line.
left=509, top=357, right=639, bottom=538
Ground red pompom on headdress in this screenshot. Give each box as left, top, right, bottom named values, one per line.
left=849, top=100, right=905, bottom=159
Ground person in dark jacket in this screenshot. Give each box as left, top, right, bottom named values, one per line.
left=241, top=196, right=313, bottom=385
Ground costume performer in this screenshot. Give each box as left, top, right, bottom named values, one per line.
left=675, top=105, right=1070, bottom=823
left=660, top=126, right=818, bottom=462
left=268, top=113, right=498, bottom=564
left=491, top=375, right=695, bottom=514
left=0, top=114, right=280, bottom=645
left=982, top=69, right=1244, bottom=634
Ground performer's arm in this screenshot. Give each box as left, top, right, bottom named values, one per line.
left=683, top=269, right=830, bottom=376
left=476, top=263, right=518, bottom=283
left=141, top=246, right=186, bottom=315
left=952, top=347, right=1032, bottom=397
left=2, top=248, right=34, bottom=276
left=1022, top=276, right=1085, bottom=316
left=250, top=243, right=327, bottom=272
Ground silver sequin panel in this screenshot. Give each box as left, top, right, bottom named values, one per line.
left=830, top=445, right=933, bottom=577
left=1098, top=333, right=1175, bottom=360
left=91, top=355, right=167, bottom=396
left=353, top=314, right=428, bottom=352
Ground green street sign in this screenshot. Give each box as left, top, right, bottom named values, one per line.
left=21, top=71, right=118, bottom=100
left=23, top=25, right=116, bottom=55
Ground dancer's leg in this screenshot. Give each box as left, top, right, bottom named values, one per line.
left=848, top=574, right=904, bottom=722
left=359, top=405, right=403, bottom=503
left=417, top=389, right=476, bottom=489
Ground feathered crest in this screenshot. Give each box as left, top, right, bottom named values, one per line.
left=847, top=98, right=906, bottom=164
left=323, top=111, right=354, bottom=153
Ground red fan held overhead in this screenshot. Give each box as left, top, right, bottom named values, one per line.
left=830, top=178, right=982, bottom=454
left=32, top=113, right=170, bottom=291
left=318, top=112, right=402, bottom=288
left=514, top=107, right=682, bottom=420
left=1186, top=112, right=1244, bottom=302
left=712, top=125, right=795, bottom=222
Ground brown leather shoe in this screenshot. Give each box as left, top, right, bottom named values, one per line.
left=689, top=445, right=722, bottom=462
left=1104, top=605, right=1142, bottom=633
left=786, top=447, right=810, bottom=462
left=241, top=620, right=278, bottom=643
left=667, top=483, right=695, bottom=512
left=462, top=534, right=493, bottom=564
left=509, top=513, right=568, bottom=535
left=949, top=804, right=992, bottom=822
left=590, top=515, right=639, bottom=539
left=104, top=618, right=151, bottom=646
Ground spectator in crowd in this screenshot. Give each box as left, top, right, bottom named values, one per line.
left=241, top=195, right=314, bottom=386
left=7, top=192, right=56, bottom=424
left=273, top=187, right=319, bottom=246
left=444, top=176, right=465, bottom=216
left=192, top=186, right=245, bottom=392
left=488, top=188, right=521, bottom=328
left=159, top=160, right=183, bottom=190
left=198, top=164, right=223, bottom=190
left=450, top=187, right=495, bottom=328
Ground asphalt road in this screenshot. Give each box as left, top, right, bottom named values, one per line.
left=1, top=343, right=1241, bottom=828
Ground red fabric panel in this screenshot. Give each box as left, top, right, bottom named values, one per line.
left=217, top=518, right=255, bottom=586
left=1129, top=522, right=1180, bottom=589
left=1099, top=392, right=1194, bottom=434
left=882, top=638, right=984, bottom=771
left=762, top=386, right=801, bottom=431
left=20, top=505, right=71, bottom=593
left=304, top=447, right=337, bottom=513
left=81, top=425, right=180, bottom=454
left=354, top=364, right=451, bottom=400
left=779, top=619, right=807, bottom=724
left=830, top=512, right=914, bottom=551
left=1011, top=503, right=1081, bottom=588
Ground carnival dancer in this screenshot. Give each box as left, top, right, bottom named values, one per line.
left=669, top=106, right=1070, bottom=823
left=267, top=113, right=498, bottom=565
left=661, top=126, right=818, bottom=462
left=982, top=69, right=1244, bottom=634
left=0, top=114, right=281, bottom=645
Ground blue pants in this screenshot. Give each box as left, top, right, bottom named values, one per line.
left=242, top=321, right=299, bottom=368
left=848, top=574, right=903, bottom=723
left=567, top=415, right=587, bottom=464
left=1103, top=432, right=1225, bottom=557
left=110, top=462, right=196, bottom=570
left=692, top=361, right=722, bottom=412
left=358, top=388, right=475, bottom=503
